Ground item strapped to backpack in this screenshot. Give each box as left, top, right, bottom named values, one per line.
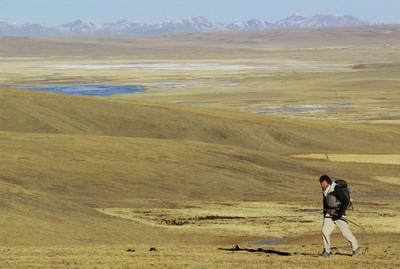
left=333, top=179, right=353, bottom=210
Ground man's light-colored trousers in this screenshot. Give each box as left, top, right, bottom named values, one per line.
left=322, top=217, right=359, bottom=253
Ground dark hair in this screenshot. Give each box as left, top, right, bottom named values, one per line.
left=319, top=175, right=332, bottom=184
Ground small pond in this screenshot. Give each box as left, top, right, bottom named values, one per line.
left=14, top=84, right=145, bottom=96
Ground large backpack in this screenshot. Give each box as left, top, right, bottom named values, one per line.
left=334, top=179, right=353, bottom=210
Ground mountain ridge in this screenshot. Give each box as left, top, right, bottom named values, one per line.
left=0, top=14, right=369, bottom=36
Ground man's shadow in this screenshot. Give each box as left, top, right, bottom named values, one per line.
left=218, top=245, right=292, bottom=256
left=218, top=245, right=353, bottom=257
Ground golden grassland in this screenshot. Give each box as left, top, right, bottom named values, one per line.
left=1, top=26, right=400, bottom=268
left=2, top=243, right=399, bottom=269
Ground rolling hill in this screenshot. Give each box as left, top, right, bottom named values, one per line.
left=1, top=87, right=400, bottom=247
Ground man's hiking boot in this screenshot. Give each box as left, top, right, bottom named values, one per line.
left=319, top=251, right=331, bottom=258
left=352, top=248, right=363, bottom=256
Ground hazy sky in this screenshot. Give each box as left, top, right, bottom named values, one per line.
left=0, top=0, right=399, bottom=24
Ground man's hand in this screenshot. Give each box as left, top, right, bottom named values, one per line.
left=331, top=214, right=341, bottom=221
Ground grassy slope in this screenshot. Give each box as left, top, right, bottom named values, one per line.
left=1, top=88, right=399, bottom=154
left=1, top=87, right=400, bottom=246
left=0, top=181, right=166, bottom=246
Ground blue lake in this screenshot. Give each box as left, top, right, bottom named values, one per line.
left=15, top=85, right=145, bottom=96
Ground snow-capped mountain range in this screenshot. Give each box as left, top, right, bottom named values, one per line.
left=0, top=14, right=369, bottom=36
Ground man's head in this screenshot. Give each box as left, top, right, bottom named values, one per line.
left=319, top=175, right=332, bottom=191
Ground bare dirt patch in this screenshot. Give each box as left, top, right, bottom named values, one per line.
left=373, top=176, right=400, bottom=186
left=292, top=154, right=400, bottom=165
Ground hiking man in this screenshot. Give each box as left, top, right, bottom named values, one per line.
left=319, top=175, right=361, bottom=257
